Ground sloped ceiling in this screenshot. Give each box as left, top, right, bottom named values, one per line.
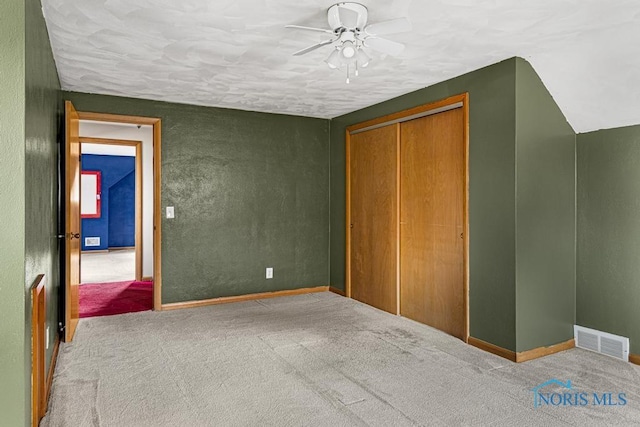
left=82, top=143, right=136, bottom=156
left=43, top=0, right=640, bottom=132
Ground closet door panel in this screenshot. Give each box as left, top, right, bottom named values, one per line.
left=400, top=108, right=464, bottom=339
left=349, top=125, right=398, bottom=314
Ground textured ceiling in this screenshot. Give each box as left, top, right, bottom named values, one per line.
left=43, top=0, right=640, bottom=132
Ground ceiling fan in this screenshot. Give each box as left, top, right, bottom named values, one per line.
left=286, top=2, right=412, bottom=83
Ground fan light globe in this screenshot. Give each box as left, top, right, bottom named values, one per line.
left=325, top=48, right=342, bottom=69
left=341, top=41, right=356, bottom=59
left=356, top=49, right=371, bottom=67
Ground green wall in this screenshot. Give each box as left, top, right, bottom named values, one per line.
left=577, top=125, right=640, bottom=354
left=25, top=0, right=62, bottom=386
left=1, top=1, right=61, bottom=424
left=64, top=92, right=330, bottom=304
left=0, top=0, right=27, bottom=424
left=514, top=59, right=576, bottom=352
left=330, top=58, right=518, bottom=350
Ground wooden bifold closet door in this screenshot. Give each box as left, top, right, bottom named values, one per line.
left=347, top=100, right=466, bottom=340
left=400, top=108, right=465, bottom=339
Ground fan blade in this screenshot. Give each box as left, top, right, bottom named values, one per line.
left=293, top=39, right=335, bottom=56
left=285, top=25, right=334, bottom=35
left=339, top=6, right=359, bottom=29
left=365, top=18, right=412, bottom=36
left=365, top=37, right=405, bottom=56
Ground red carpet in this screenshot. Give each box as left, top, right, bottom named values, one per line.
left=79, top=280, right=153, bottom=318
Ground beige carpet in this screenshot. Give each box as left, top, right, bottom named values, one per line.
left=81, top=249, right=135, bottom=284
left=43, top=292, right=640, bottom=426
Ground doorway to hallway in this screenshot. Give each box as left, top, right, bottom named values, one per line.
left=63, top=101, right=162, bottom=339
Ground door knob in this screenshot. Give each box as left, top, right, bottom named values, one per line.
left=69, top=233, right=80, bottom=239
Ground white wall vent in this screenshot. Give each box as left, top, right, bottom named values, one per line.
left=574, top=325, right=629, bottom=362
left=85, top=237, right=100, bottom=247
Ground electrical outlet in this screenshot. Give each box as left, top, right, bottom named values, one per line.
left=266, top=267, right=273, bottom=279
left=46, top=327, right=50, bottom=349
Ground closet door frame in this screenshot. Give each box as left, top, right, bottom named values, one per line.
left=345, top=93, right=470, bottom=342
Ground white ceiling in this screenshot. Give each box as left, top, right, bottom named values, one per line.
left=42, top=0, right=640, bottom=133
